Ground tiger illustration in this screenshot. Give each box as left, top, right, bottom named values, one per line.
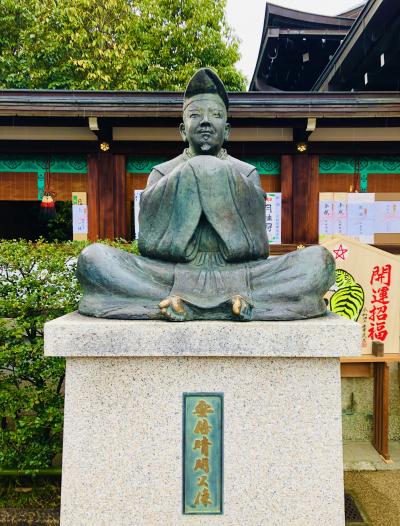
left=329, top=269, right=365, bottom=321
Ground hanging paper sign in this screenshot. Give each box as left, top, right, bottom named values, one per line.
left=265, top=193, right=281, bottom=244
left=183, top=393, right=223, bottom=515
left=333, top=193, right=348, bottom=237
left=72, top=192, right=88, bottom=241
left=319, top=193, right=348, bottom=241
left=322, top=236, right=400, bottom=354
left=72, top=206, right=88, bottom=235
left=319, top=193, right=334, bottom=240
left=347, top=193, right=375, bottom=243
left=134, top=190, right=143, bottom=240
left=319, top=193, right=400, bottom=243
left=374, top=201, right=400, bottom=233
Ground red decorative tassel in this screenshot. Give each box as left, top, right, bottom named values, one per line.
left=40, top=192, right=56, bottom=219
left=41, top=193, right=55, bottom=208
left=40, top=159, right=57, bottom=220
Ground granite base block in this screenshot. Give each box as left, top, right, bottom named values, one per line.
left=44, top=313, right=361, bottom=526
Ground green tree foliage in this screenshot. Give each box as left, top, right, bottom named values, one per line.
left=0, top=239, right=138, bottom=470
left=0, top=0, right=245, bottom=91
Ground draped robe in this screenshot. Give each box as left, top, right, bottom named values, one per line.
left=77, top=151, right=335, bottom=320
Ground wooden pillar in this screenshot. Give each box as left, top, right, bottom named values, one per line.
left=114, top=154, right=127, bottom=239
left=292, top=154, right=319, bottom=244
left=373, top=362, right=390, bottom=460
left=98, top=151, right=115, bottom=239
left=280, top=154, right=293, bottom=244
left=86, top=152, right=127, bottom=240
left=87, top=154, right=100, bottom=241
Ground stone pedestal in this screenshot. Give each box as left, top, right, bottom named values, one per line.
left=44, top=312, right=360, bottom=526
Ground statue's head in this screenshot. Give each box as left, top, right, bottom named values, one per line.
left=180, top=68, right=230, bottom=156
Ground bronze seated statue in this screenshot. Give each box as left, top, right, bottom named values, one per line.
left=77, top=68, right=335, bottom=321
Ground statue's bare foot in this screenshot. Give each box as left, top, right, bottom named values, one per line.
left=232, top=295, right=253, bottom=321
left=159, top=296, right=192, bottom=322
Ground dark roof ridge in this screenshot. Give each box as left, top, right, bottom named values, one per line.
left=265, top=2, right=355, bottom=25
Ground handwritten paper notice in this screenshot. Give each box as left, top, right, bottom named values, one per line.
left=265, top=193, right=281, bottom=244
left=333, top=193, right=348, bottom=237
left=72, top=192, right=88, bottom=241
left=319, top=193, right=334, bottom=239
left=72, top=205, right=88, bottom=234
left=318, top=193, right=400, bottom=243
left=374, top=202, right=400, bottom=233
left=134, top=190, right=144, bottom=239
left=347, top=193, right=375, bottom=243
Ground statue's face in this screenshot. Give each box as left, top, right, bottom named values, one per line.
left=180, top=94, right=230, bottom=155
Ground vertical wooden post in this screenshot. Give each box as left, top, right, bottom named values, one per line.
left=292, top=154, right=319, bottom=244
left=87, top=152, right=127, bottom=241
left=372, top=341, right=384, bottom=357
left=373, top=362, right=390, bottom=460
left=87, top=154, right=100, bottom=241
left=280, top=154, right=293, bottom=244
left=97, top=151, right=115, bottom=240
left=114, top=154, right=127, bottom=239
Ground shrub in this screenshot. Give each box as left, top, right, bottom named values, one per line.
left=46, top=201, right=73, bottom=242
left=0, top=238, right=138, bottom=470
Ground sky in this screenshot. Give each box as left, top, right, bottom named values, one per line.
left=225, top=0, right=364, bottom=84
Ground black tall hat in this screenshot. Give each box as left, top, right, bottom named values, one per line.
left=184, top=68, right=229, bottom=110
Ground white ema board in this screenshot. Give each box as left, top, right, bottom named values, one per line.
left=322, top=236, right=400, bottom=354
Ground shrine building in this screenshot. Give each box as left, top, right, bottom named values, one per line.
left=0, top=0, right=398, bottom=259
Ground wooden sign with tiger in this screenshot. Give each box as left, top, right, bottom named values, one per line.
left=322, top=236, right=400, bottom=354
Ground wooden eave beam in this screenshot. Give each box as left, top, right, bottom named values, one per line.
left=313, top=0, right=385, bottom=91
left=0, top=92, right=400, bottom=119
left=328, top=15, right=400, bottom=91
left=273, top=29, right=348, bottom=36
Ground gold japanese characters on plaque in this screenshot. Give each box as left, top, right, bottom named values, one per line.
left=183, top=394, right=223, bottom=514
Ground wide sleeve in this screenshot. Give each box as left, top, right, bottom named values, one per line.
left=138, top=163, right=202, bottom=261
left=145, top=168, right=163, bottom=189
left=248, top=168, right=264, bottom=191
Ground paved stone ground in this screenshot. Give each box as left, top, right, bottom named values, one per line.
left=344, top=471, right=400, bottom=526
left=344, top=442, right=400, bottom=525
left=344, top=441, right=400, bottom=471
left=0, top=508, right=59, bottom=525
